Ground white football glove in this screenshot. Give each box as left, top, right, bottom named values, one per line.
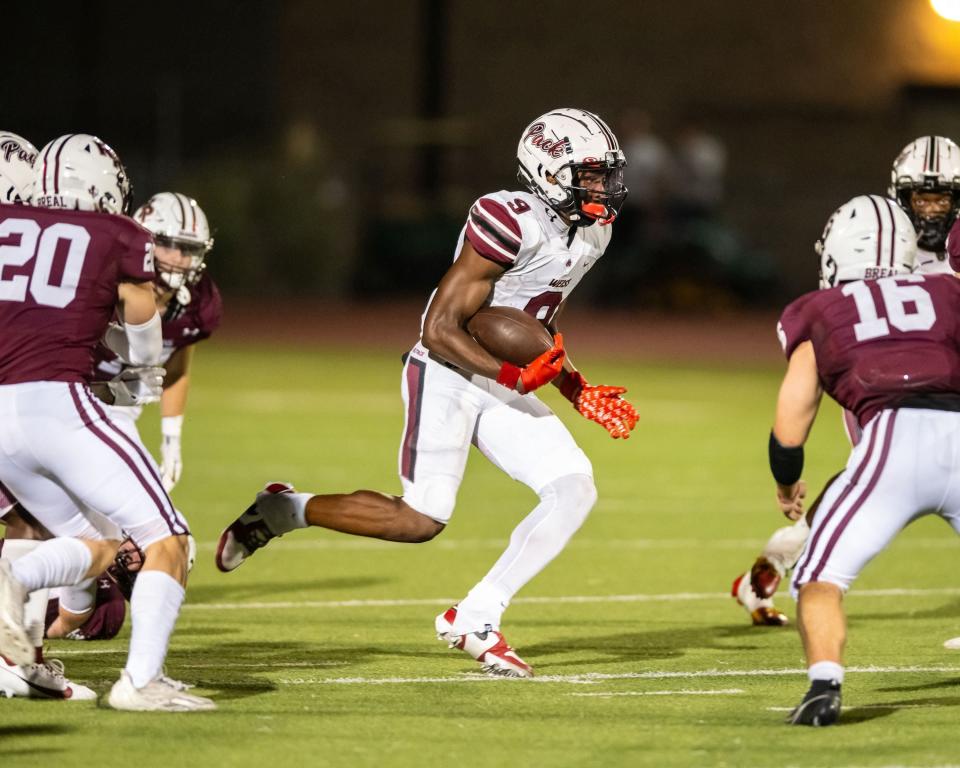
left=107, top=366, right=165, bottom=407
left=160, top=415, right=184, bottom=493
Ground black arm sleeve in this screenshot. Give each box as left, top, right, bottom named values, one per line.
left=769, top=431, right=804, bottom=485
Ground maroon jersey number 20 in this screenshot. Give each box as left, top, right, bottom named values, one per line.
left=0, top=218, right=92, bottom=308
left=0, top=206, right=155, bottom=386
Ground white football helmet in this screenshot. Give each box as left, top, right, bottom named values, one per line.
left=816, top=195, right=917, bottom=289
left=0, top=132, right=38, bottom=204
left=133, top=192, right=213, bottom=290
left=516, top=108, right=627, bottom=226
left=888, top=135, right=960, bottom=250
left=33, top=134, right=131, bottom=215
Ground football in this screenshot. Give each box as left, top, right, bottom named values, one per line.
left=466, top=305, right=553, bottom=366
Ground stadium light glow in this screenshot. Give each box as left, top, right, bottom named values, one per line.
left=931, top=0, right=960, bottom=22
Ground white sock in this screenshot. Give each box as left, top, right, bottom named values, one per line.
left=453, top=474, right=596, bottom=634
left=262, top=492, right=311, bottom=534
left=124, top=570, right=185, bottom=688
left=2, top=539, right=48, bottom=651
left=451, top=581, right=510, bottom=634
left=808, top=660, right=844, bottom=684
left=8, top=538, right=92, bottom=592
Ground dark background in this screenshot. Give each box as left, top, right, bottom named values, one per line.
left=6, top=1, right=960, bottom=307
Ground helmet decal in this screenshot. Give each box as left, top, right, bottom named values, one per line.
left=0, top=131, right=39, bottom=204
left=516, top=108, right=628, bottom=226
left=524, top=123, right=571, bottom=159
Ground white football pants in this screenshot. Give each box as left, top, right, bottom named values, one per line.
left=792, top=408, right=960, bottom=596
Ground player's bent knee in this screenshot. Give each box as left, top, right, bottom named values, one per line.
left=402, top=478, right=458, bottom=530
left=544, top=473, right=597, bottom=525
left=395, top=500, right=445, bottom=543
left=58, top=578, right=98, bottom=616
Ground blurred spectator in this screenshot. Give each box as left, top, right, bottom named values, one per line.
left=669, top=119, right=727, bottom=219
left=592, top=109, right=672, bottom=304
left=621, top=108, right=673, bottom=215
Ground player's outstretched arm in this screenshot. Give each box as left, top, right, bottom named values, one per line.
left=423, top=240, right=564, bottom=393
left=770, top=341, right=822, bottom=519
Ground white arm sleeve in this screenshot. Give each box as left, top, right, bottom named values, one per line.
left=124, top=311, right=162, bottom=366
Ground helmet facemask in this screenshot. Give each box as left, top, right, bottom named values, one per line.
left=566, top=159, right=627, bottom=226
left=134, top=192, right=214, bottom=305
left=894, top=185, right=960, bottom=251
left=889, top=136, right=960, bottom=251
left=154, top=235, right=210, bottom=294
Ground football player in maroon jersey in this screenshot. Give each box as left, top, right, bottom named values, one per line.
left=0, top=131, right=100, bottom=700
left=2, top=192, right=219, bottom=651
left=772, top=195, right=960, bottom=725
left=732, top=136, right=960, bottom=628
left=0, top=134, right=213, bottom=711
left=91, top=192, right=221, bottom=493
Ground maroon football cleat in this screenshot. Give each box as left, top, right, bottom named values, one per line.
left=435, top=606, right=533, bottom=678
left=216, top=482, right=296, bottom=572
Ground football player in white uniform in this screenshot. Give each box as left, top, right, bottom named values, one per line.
left=731, top=135, right=960, bottom=626
left=216, top=109, right=639, bottom=677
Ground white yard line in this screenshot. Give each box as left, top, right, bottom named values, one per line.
left=181, top=586, right=960, bottom=611
left=569, top=688, right=744, bottom=697
left=276, top=665, right=960, bottom=686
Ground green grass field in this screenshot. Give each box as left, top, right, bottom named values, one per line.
left=3, top=340, right=960, bottom=767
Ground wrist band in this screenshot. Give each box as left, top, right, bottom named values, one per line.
left=769, top=431, right=803, bottom=485
left=162, top=414, right=184, bottom=438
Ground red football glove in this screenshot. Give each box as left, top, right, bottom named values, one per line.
left=560, top=371, right=638, bottom=439
left=496, top=334, right=566, bottom=393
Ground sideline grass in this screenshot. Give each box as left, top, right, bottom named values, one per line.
left=2, top=343, right=959, bottom=767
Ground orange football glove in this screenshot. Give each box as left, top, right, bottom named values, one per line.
left=497, top=334, right=566, bottom=393
left=559, top=371, right=638, bottom=439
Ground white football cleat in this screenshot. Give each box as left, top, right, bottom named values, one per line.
left=0, top=560, right=32, bottom=667
left=435, top=606, right=533, bottom=678
left=107, top=671, right=215, bottom=712
left=943, top=637, right=960, bottom=650
left=216, top=482, right=297, bottom=572
left=0, top=655, right=96, bottom=700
